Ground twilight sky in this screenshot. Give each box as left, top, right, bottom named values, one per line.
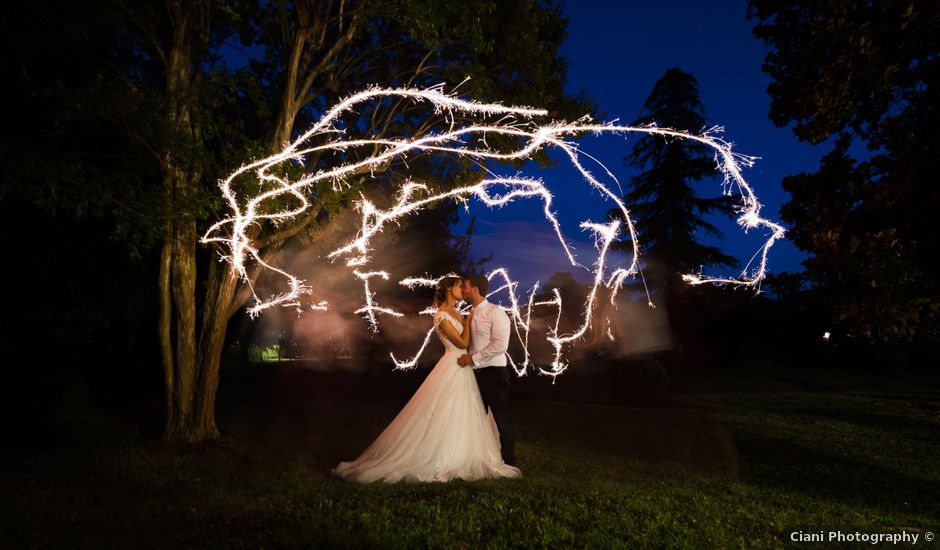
left=462, top=0, right=823, bottom=289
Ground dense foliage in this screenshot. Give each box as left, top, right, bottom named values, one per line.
left=749, top=1, right=940, bottom=347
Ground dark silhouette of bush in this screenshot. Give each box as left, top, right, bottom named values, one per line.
left=611, top=357, right=670, bottom=406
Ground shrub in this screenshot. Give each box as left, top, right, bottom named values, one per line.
left=611, top=357, right=669, bottom=405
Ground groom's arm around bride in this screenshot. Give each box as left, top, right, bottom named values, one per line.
left=457, top=302, right=510, bottom=369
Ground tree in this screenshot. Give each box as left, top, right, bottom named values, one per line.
left=102, top=0, right=590, bottom=442
left=2, top=0, right=589, bottom=442
left=0, top=1, right=188, bottom=434
left=605, top=68, right=740, bottom=368
left=610, top=67, right=738, bottom=289
left=749, top=1, right=940, bottom=346
left=179, top=0, right=589, bottom=442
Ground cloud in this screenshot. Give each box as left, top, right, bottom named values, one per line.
left=471, top=219, right=612, bottom=287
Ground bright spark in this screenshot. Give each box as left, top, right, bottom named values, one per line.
left=203, top=85, right=786, bottom=378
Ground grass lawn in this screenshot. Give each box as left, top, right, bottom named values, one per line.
left=1, top=364, right=938, bottom=548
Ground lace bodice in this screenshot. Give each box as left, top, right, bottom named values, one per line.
left=434, top=310, right=464, bottom=353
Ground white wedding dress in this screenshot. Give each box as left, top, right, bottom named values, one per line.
left=332, top=311, right=521, bottom=483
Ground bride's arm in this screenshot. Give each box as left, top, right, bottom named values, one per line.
left=437, top=310, right=473, bottom=350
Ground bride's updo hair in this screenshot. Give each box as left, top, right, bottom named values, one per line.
left=432, top=276, right=462, bottom=307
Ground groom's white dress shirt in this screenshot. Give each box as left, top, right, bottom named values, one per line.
left=469, top=299, right=511, bottom=369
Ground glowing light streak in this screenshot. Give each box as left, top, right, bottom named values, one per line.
left=390, top=324, right=437, bottom=371
left=352, top=269, right=403, bottom=329
left=537, top=221, right=620, bottom=377
left=203, top=85, right=786, bottom=376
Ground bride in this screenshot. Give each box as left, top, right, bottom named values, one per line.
left=332, top=276, right=521, bottom=483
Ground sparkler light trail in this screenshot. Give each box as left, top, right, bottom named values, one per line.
left=202, top=85, right=786, bottom=378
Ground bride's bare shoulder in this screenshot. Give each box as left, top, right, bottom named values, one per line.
left=434, top=308, right=462, bottom=324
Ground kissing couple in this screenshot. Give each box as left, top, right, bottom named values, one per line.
left=333, top=274, right=521, bottom=483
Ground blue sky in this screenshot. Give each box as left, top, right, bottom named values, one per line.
left=461, top=0, right=825, bottom=289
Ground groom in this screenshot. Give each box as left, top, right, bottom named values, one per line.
left=458, top=274, right=516, bottom=466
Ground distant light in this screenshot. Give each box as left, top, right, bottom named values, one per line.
left=822, top=332, right=831, bottom=341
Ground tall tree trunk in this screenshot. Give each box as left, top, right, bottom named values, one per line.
left=160, top=0, right=218, bottom=443
left=190, top=259, right=241, bottom=439
left=165, top=182, right=201, bottom=440
left=161, top=181, right=235, bottom=443
left=159, top=216, right=175, bottom=429
left=154, top=0, right=343, bottom=445
left=158, top=0, right=362, bottom=442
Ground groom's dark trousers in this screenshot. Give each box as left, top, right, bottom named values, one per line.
left=474, top=366, right=516, bottom=466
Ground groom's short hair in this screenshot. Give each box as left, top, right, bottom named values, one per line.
left=467, top=274, right=489, bottom=296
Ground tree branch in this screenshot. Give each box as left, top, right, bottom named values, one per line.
left=296, top=6, right=363, bottom=106
left=255, top=203, right=325, bottom=249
